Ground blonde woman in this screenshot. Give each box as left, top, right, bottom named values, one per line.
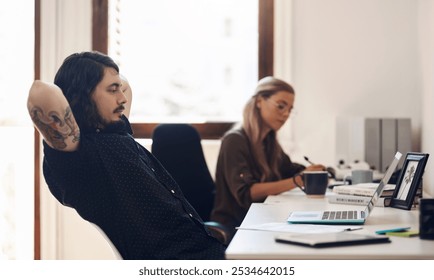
left=211, top=76, right=325, bottom=240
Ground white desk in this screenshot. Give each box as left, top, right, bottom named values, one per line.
left=225, top=188, right=434, bottom=259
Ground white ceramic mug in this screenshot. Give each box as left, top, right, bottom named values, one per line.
left=351, top=169, right=373, bottom=185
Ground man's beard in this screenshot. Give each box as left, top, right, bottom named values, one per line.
left=102, top=117, right=128, bottom=133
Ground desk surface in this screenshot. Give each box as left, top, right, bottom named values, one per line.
left=225, top=189, right=434, bottom=259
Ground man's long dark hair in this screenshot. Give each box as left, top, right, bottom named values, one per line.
left=54, top=51, right=120, bottom=132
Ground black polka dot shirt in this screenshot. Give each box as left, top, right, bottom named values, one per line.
left=43, top=116, right=226, bottom=259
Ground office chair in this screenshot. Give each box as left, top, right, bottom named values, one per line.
left=91, top=223, right=123, bottom=260
left=151, top=123, right=229, bottom=244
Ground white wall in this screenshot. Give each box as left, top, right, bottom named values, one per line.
left=275, top=0, right=432, bottom=196
left=419, top=0, right=434, bottom=196
left=290, top=0, right=421, bottom=163
left=39, top=0, right=434, bottom=259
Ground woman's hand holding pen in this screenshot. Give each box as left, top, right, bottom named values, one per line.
left=303, top=156, right=326, bottom=171
left=304, top=164, right=326, bottom=172
left=303, top=155, right=336, bottom=179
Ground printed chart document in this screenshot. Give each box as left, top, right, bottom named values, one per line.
left=236, top=222, right=362, bottom=234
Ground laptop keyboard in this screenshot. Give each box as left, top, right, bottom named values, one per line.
left=322, top=210, right=363, bottom=220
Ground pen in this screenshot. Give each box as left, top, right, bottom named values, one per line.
left=375, top=227, right=411, bottom=235
left=304, top=155, right=336, bottom=179
left=303, top=156, right=315, bottom=165
left=345, top=227, right=363, bottom=231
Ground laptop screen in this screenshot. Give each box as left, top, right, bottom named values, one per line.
left=364, top=151, right=402, bottom=215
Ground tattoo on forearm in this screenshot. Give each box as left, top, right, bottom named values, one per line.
left=30, top=106, right=80, bottom=150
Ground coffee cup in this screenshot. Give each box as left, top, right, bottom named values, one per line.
left=351, top=169, right=373, bottom=185
left=295, top=171, right=328, bottom=197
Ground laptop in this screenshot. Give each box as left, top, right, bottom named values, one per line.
left=287, top=151, right=402, bottom=225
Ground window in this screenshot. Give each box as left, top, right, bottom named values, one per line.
left=93, top=0, right=274, bottom=138
left=108, top=0, right=259, bottom=123
left=0, top=0, right=35, bottom=259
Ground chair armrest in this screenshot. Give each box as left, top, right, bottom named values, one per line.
left=204, top=221, right=230, bottom=245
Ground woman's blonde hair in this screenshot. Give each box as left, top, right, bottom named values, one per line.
left=242, top=76, right=295, bottom=182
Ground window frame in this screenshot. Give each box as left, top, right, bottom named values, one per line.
left=32, top=0, right=274, bottom=259
left=34, top=0, right=41, bottom=260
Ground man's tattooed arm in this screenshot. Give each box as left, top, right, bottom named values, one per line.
left=27, top=80, right=80, bottom=152
left=30, top=106, right=80, bottom=150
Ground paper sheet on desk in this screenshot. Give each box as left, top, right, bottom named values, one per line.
left=236, top=223, right=362, bottom=234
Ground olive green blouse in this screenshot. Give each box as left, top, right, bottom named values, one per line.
left=211, top=128, right=305, bottom=240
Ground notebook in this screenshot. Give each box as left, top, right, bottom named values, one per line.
left=287, top=151, right=402, bottom=225
left=275, top=232, right=391, bottom=248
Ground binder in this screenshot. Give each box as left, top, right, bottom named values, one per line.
left=365, top=118, right=381, bottom=171
left=339, top=117, right=412, bottom=173
left=397, top=118, right=412, bottom=167
left=381, top=118, right=396, bottom=172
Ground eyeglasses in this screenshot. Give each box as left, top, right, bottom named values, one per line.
left=266, top=98, right=293, bottom=114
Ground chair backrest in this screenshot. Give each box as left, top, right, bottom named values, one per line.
left=92, top=223, right=123, bottom=260
left=151, top=123, right=215, bottom=221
